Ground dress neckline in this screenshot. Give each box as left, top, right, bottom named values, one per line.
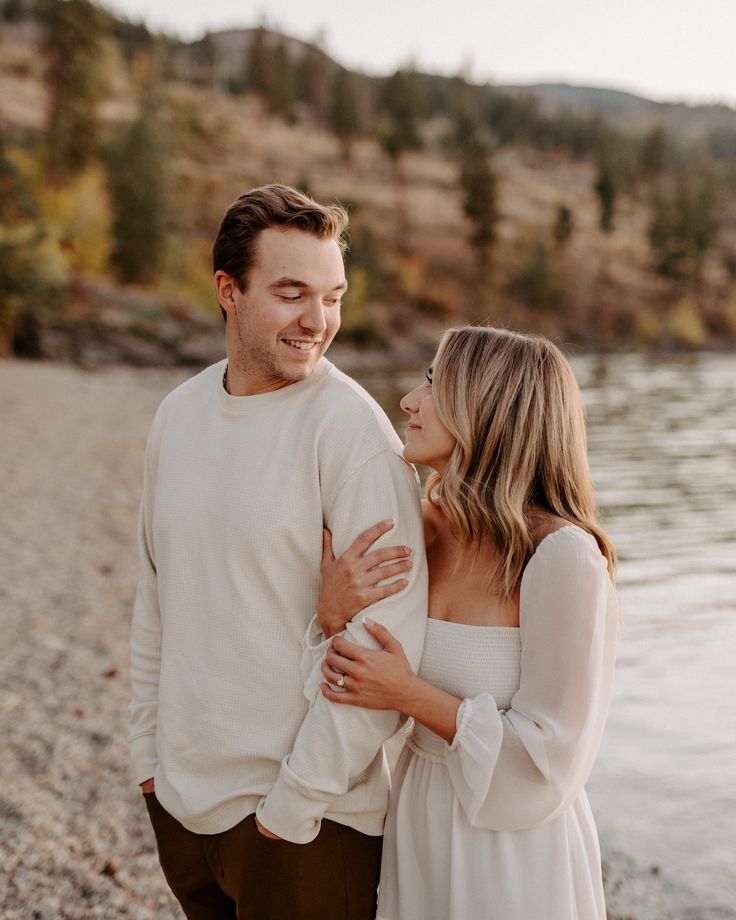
left=426, top=618, right=519, bottom=632
left=425, top=525, right=592, bottom=631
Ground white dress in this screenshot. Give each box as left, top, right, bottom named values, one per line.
left=377, top=525, right=619, bottom=920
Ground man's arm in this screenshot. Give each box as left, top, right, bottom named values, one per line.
left=256, top=449, right=428, bottom=843
left=128, top=435, right=162, bottom=787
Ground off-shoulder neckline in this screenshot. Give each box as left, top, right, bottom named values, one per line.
left=426, top=525, right=599, bottom=630
left=532, top=522, right=587, bottom=550
left=521, top=523, right=600, bottom=587
left=530, top=523, right=595, bottom=554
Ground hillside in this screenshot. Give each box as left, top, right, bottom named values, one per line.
left=1, top=8, right=735, bottom=362
left=520, top=82, right=736, bottom=143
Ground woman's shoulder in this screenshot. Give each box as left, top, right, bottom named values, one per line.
left=525, top=520, right=606, bottom=586
left=529, top=514, right=573, bottom=549
left=520, top=523, right=617, bottom=629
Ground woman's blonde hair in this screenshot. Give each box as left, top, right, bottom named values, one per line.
left=426, top=326, right=616, bottom=597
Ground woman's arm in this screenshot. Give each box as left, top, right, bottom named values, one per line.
left=317, top=521, right=414, bottom=637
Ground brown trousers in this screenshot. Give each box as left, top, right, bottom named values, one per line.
left=144, top=793, right=382, bottom=920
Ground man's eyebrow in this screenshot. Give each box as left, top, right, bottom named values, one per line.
left=269, top=278, right=348, bottom=292
left=270, top=278, right=308, bottom=289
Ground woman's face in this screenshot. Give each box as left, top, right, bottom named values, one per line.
left=400, top=368, right=456, bottom=472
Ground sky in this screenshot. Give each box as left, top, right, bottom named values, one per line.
left=100, top=0, right=736, bottom=107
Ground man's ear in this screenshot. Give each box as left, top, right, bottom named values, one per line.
left=214, top=271, right=240, bottom=318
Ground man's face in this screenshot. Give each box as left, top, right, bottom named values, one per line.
left=221, top=227, right=347, bottom=394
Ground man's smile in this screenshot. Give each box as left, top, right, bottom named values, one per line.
left=282, top=338, right=320, bottom=351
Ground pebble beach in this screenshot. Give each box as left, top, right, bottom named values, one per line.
left=0, top=359, right=671, bottom=919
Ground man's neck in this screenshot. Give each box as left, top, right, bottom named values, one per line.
left=223, top=362, right=312, bottom=397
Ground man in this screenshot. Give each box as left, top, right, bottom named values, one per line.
left=128, top=184, right=428, bottom=920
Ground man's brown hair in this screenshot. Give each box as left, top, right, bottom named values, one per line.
left=213, top=184, right=349, bottom=318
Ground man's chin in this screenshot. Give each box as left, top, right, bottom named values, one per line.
left=278, top=361, right=317, bottom=384
left=284, top=349, right=324, bottom=376
left=271, top=340, right=330, bottom=384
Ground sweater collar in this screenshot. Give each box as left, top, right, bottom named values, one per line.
left=218, top=358, right=332, bottom=414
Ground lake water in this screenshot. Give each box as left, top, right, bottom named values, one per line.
left=352, top=351, right=736, bottom=920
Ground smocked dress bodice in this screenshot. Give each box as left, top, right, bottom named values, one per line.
left=408, top=620, right=520, bottom=762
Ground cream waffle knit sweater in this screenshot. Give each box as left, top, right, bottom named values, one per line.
left=128, top=358, right=428, bottom=842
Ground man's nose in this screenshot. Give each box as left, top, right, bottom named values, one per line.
left=299, top=297, right=327, bottom=334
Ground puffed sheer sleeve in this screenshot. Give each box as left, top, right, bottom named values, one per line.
left=444, top=526, right=618, bottom=831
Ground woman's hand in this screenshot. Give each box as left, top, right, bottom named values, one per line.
left=317, top=520, right=413, bottom=637
left=320, top=618, right=420, bottom=711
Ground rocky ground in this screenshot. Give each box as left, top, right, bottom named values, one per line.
left=0, top=359, right=671, bottom=919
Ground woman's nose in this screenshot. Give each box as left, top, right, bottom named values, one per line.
left=400, top=386, right=419, bottom=414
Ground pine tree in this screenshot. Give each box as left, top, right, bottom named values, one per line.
left=108, top=94, right=168, bottom=284
left=268, top=39, right=295, bottom=119
left=690, top=166, right=719, bottom=267
left=379, top=70, right=422, bottom=168
left=330, top=68, right=362, bottom=163
left=246, top=31, right=295, bottom=119
left=553, top=204, right=574, bottom=248
left=39, top=0, right=110, bottom=181
left=246, top=27, right=270, bottom=98
left=459, top=139, right=498, bottom=271
left=639, top=124, right=669, bottom=179
left=649, top=187, right=684, bottom=279
left=379, top=69, right=423, bottom=250
left=509, top=239, right=559, bottom=311
left=594, top=153, right=617, bottom=233
left=649, top=167, right=720, bottom=281
left=298, top=43, right=331, bottom=123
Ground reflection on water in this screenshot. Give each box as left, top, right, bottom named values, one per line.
left=352, top=352, right=736, bottom=920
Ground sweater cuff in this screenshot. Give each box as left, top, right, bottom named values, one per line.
left=256, top=760, right=331, bottom=844
left=300, top=615, right=332, bottom=704
left=130, top=732, right=158, bottom=786
left=304, top=614, right=331, bottom=652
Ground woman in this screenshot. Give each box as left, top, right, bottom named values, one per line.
left=310, top=326, right=618, bottom=920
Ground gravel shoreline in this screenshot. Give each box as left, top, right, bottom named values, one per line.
left=0, top=360, right=671, bottom=919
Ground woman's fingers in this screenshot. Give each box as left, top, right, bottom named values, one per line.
left=363, top=617, right=400, bottom=651
left=365, top=544, right=412, bottom=570
left=327, top=636, right=361, bottom=663
left=320, top=682, right=354, bottom=704
left=330, top=634, right=368, bottom=661
left=321, top=527, right=335, bottom=566
left=321, top=660, right=348, bottom=686
left=363, top=579, right=409, bottom=604
left=366, top=559, right=412, bottom=586
left=347, top=519, right=396, bottom=558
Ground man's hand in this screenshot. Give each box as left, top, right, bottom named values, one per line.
left=255, top=817, right=282, bottom=840
left=140, top=778, right=155, bottom=794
